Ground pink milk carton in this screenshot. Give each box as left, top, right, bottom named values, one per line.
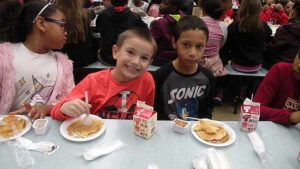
left=133, top=101, right=157, bottom=139
left=239, top=98, right=260, bottom=132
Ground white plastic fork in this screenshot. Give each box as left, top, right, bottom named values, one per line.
left=83, top=91, right=93, bottom=126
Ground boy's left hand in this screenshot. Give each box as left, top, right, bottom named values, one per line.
left=9, top=103, right=53, bottom=121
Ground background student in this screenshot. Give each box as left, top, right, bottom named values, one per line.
left=150, top=0, right=185, bottom=66
left=263, top=0, right=300, bottom=69
left=96, top=0, right=147, bottom=65
left=254, top=48, right=300, bottom=125
left=51, top=28, right=157, bottom=120
left=152, top=15, right=215, bottom=120
left=221, top=0, right=272, bottom=72
left=0, top=0, right=74, bottom=120
left=199, top=0, right=228, bottom=104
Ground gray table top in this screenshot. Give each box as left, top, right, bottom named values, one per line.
left=1, top=119, right=300, bottom=169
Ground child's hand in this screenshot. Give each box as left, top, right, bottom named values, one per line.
left=289, top=111, right=300, bottom=124
left=60, top=99, right=91, bottom=118
left=9, top=103, right=53, bottom=121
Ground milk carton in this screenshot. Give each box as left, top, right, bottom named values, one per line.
left=239, top=98, right=260, bottom=132
left=133, top=101, right=157, bottom=139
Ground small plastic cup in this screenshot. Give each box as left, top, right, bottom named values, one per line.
left=32, top=119, right=48, bottom=135
left=172, top=118, right=190, bottom=134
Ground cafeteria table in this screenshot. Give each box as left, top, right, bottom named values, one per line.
left=0, top=119, right=299, bottom=169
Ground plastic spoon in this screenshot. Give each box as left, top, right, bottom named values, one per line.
left=83, top=91, right=92, bottom=126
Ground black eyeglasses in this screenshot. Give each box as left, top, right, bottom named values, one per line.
left=43, top=17, right=67, bottom=31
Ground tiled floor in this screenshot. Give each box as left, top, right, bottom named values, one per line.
left=212, top=104, right=239, bottom=121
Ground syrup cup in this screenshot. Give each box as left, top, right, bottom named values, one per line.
left=32, top=119, right=48, bottom=135
left=172, top=118, right=190, bottom=134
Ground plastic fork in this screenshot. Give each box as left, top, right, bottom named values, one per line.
left=83, top=91, right=92, bottom=126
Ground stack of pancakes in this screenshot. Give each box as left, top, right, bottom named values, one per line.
left=193, top=120, right=229, bottom=144
left=0, top=115, right=26, bottom=138
left=67, top=119, right=103, bottom=138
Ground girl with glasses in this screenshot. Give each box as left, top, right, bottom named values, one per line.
left=0, top=0, right=74, bottom=121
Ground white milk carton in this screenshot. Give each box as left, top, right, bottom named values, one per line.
left=133, top=101, right=157, bottom=139
left=239, top=98, right=260, bottom=132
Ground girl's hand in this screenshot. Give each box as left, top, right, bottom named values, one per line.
left=10, top=103, right=53, bottom=121
left=60, top=99, right=91, bottom=118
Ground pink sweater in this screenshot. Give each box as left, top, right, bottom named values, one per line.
left=0, top=43, right=75, bottom=114
left=254, top=62, right=300, bottom=125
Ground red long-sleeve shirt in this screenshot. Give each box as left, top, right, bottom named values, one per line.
left=254, top=62, right=300, bottom=125
left=51, top=69, right=155, bottom=120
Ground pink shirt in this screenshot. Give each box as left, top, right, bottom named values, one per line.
left=201, top=16, right=223, bottom=58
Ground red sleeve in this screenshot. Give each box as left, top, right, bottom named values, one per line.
left=260, top=7, right=273, bottom=22
left=276, top=10, right=288, bottom=25
left=50, top=75, right=93, bottom=121
left=253, top=64, right=292, bottom=125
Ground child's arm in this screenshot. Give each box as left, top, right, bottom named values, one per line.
left=254, top=64, right=292, bottom=125
left=51, top=74, right=93, bottom=121
left=199, top=69, right=215, bottom=119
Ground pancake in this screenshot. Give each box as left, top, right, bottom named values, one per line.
left=67, top=119, right=103, bottom=138
left=0, top=115, right=26, bottom=138
left=193, top=120, right=229, bottom=144
left=196, top=127, right=227, bottom=142
left=193, top=121, right=219, bottom=134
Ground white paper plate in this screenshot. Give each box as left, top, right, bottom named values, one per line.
left=191, top=121, right=236, bottom=147
left=60, top=114, right=106, bottom=142
left=0, top=115, right=32, bottom=142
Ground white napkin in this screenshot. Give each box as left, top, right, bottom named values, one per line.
left=83, top=139, right=125, bottom=161
left=15, top=137, right=58, bottom=155
left=193, top=155, right=208, bottom=169
left=147, top=164, right=160, bottom=169
left=193, top=148, right=231, bottom=169
left=247, top=132, right=268, bottom=163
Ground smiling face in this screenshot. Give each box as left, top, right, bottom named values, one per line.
left=172, top=29, right=207, bottom=73
left=112, top=37, right=154, bottom=83
left=292, top=49, right=300, bottom=81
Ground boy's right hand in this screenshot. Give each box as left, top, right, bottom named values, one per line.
left=60, top=99, right=91, bottom=118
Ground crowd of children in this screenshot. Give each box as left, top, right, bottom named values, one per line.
left=0, top=0, right=300, bottom=126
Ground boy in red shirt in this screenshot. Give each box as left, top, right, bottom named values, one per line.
left=254, top=48, right=300, bottom=125
left=51, top=28, right=157, bottom=120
